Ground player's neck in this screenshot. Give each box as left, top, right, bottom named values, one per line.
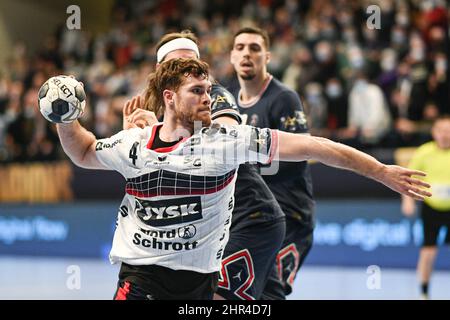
left=238, top=72, right=271, bottom=104
left=160, top=115, right=192, bottom=142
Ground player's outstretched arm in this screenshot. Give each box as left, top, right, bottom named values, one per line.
left=275, top=131, right=431, bottom=201
left=57, top=121, right=106, bottom=170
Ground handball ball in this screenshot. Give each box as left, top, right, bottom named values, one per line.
left=38, top=75, right=86, bottom=124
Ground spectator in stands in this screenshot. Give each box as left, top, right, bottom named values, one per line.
left=336, top=70, right=392, bottom=148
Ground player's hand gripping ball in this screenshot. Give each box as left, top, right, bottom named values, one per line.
left=38, top=75, right=86, bottom=123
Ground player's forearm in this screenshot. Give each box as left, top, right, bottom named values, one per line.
left=56, top=121, right=99, bottom=169
left=277, top=132, right=386, bottom=182
left=309, top=136, right=386, bottom=181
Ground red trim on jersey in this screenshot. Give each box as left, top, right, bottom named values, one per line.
left=146, top=123, right=189, bottom=153
left=146, top=124, right=160, bottom=149
left=125, top=172, right=236, bottom=198
left=276, top=243, right=300, bottom=287
left=218, top=249, right=255, bottom=300
left=268, top=130, right=279, bottom=164
left=114, top=281, right=131, bottom=300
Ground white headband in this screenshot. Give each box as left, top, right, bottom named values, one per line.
left=156, top=38, right=200, bottom=63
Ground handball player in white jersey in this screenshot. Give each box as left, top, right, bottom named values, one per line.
left=53, top=58, right=431, bottom=300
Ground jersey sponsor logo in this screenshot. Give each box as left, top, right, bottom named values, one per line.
left=145, top=154, right=171, bottom=166
left=157, top=154, right=167, bottom=162
left=95, top=139, right=122, bottom=151
left=135, top=196, right=203, bottom=227
left=178, top=224, right=197, bottom=239
left=183, top=155, right=202, bottom=168
left=132, top=232, right=198, bottom=251
left=138, top=223, right=197, bottom=240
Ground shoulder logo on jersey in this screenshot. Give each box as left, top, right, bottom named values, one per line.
left=214, top=95, right=227, bottom=104
left=135, top=196, right=203, bottom=227
left=95, top=139, right=122, bottom=151
left=280, top=111, right=308, bottom=132
left=211, top=87, right=237, bottom=110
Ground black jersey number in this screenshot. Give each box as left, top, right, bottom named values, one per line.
left=129, top=142, right=139, bottom=165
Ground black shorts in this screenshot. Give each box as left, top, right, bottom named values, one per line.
left=261, top=216, right=313, bottom=300
left=113, top=263, right=218, bottom=300
left=215, top=216, right=285, bottom=300
left=421, top=202, right=450, bottom=247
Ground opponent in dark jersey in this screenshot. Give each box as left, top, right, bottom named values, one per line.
left=121, top=32, right=286, bottom=300
left=230, top=27, right=315, bottom=299
left=210, top=84, right=285, bottom=300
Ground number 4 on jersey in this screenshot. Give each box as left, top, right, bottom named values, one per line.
left=129, top=142, right=139, bottom=165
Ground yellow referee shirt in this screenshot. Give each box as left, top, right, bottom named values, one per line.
left=409, top=141, right=450, bottom=211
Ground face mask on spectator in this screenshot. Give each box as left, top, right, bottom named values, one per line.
left=24, top=106, right=36, bottom=118
left=322, top=28, right=337, bottom=40
left=350, top=55, right=364, bottom=68
left=326, top=83, right=343, bottom=98
left=381, top=57, right=396, bottom=72
left=396, top=14, right=410, bottom=27
left=343, top=30, right=357, bottom=43
left=306, top=84, right=323, bottom=104
left=435, top=58, right=447, bottom=72
left=354, top=79, right=368, bottom=90
left=315, top=48, right=331, bottom=62
left=421, top=0, right=435, bottom=11
left=392, top=30, right=406, bottom=45
left=411, top=48, right=425, bottom=62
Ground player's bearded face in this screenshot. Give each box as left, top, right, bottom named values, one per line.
left=230, top=33, right=269, bottom=81
left=173, top=75, right=212, bottom=130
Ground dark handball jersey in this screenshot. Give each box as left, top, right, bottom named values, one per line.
left=210, top=84, right=284, bottom=230
left=231, top=76, right=315, bottom=228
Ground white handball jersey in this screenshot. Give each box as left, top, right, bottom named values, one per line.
left=95, top=123, right=278, bottom=273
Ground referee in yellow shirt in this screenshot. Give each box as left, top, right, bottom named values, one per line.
left=402, top=116, right=450, bottom=300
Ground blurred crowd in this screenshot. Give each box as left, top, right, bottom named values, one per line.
left=0, top=0, right=448, bottom=163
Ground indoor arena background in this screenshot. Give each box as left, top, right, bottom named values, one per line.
left=0, top=0, right=449, bottom=299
